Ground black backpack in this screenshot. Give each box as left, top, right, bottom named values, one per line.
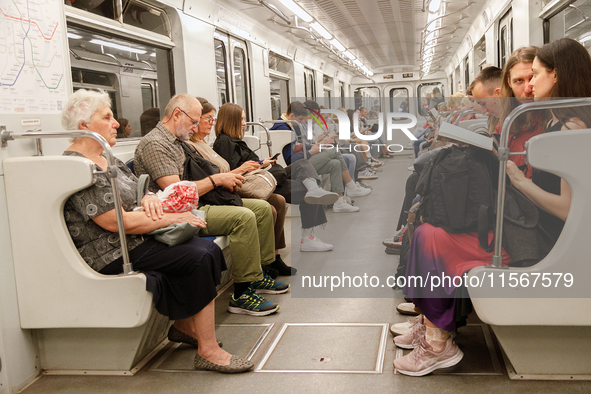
left=415, top=145, right=497, bottom=251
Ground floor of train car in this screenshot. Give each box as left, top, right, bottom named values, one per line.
left=22, top=153, right=591, bottom=394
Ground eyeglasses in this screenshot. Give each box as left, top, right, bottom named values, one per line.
left=176, top=108, right=200, bottom=127
left=201, top=117, right=216, bottom=124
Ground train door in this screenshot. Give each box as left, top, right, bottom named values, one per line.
left=213, top=32, right=253, bottom=120
left=499, top=9, right=513, bottom=68
left=268, top=52, right=291, bottom=120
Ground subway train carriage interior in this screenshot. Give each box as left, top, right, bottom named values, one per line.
left=2, top=0, right=591, bottom=392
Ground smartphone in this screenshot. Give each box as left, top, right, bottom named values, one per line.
left=271, top=152, right=281, bottom=160
left=241, top=170, right=249, bottom=176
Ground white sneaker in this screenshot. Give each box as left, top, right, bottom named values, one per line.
left=346, top=185, right=371, bottom=198
left=408, top=165, right=415, bottom=171
left=333, top=199, right=360, bottom=213
left=304, top=188, right=339, bottom=205
left=300, top=235, right=333, bottom=252
left=358, top=170, right=378, bottom=180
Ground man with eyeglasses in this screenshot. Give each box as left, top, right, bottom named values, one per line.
left=135, top=94, right=287, bottom=319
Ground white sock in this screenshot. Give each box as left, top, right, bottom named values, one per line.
left=336, top=196, right=345, bottom=204
left=345, top=180, right=357, bottom=190
left=302, top=178, right=319, bottom=191
left=302, top=227, right=313, bottom=240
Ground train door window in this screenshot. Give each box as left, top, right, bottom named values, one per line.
left=68, top=26, right=172, bottom=139
left=323, top=75, right=333, bottom=108
left=268, top=52, right=291, bottom=121
left=304, top=68, right=316, bottom=100
left=214, top=38, right=230, bottom=107
left=213, top=32, right=253, bottom=120
left=454, top=67, right=461, bottom=93
left=417, top=82, right=444, bottom=116
left=499, top=10, right=513, bottom=68
left=233, top=46, right=249, bottom=116
left=389, top=88, right=409, bottom=112
left=340, top=82, right=345, bottom=108
left=353, top=86, right=380, bottom=111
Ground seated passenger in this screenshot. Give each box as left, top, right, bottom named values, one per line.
left=394, top=38, right=589, bottom=377
left=271, top=101, right=371, bottom=212
left=61, top=89, right=252, bottom=373
left=133, top=93, right=289, bottom=317
left=212, top=102, right=288, bottom=270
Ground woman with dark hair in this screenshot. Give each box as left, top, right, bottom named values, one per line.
left=211, top=103, right=289, bottom=273
left=394, top=38, right=589, bottom=377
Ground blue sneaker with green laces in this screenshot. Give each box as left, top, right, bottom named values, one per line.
left=251, top=273, right=290, bottom=294
left=228, top=287, right=279, bottom=316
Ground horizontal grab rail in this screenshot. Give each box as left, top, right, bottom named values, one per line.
left=1, top=128, right=134, bottom=274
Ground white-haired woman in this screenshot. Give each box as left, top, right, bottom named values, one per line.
left=61, top=89, right=252, bottom=373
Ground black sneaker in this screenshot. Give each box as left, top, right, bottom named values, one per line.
left=270, top=254, right=297, bottom=276
left=262, top=264, right=279, bottom=279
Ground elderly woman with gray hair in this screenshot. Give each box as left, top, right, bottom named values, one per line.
left=61, top=89, right=253, bottom=373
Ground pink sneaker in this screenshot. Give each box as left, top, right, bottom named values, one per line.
left=393, top=315, right=425, bottom=349
left=394, top=336, right=464, bottom=377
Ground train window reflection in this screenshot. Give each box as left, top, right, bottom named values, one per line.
left=122, top=0, right=170, bottom=37
left=560, top=0, right=591, bottom=55
left=68, top=26, right=172, bottom=139
left=268, top=53, right=290, bottom=74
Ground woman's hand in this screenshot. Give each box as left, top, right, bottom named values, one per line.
left=235, top=160, right=260, bottom=174
left=140, top=194, right=164, bottom=220
left=506, top=160, right=528, bottom=188
left=261, top=157, right=277, bottom=166
left=168, top=211, right=207, bottom=228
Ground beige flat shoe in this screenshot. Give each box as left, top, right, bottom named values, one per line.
left=194, top=354, right=254, bottom=374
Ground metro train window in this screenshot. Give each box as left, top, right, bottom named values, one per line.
left=389, top=88, right=409, bottom=113
left=65, top=0, right=170, bottom=38
left=215, top=39, right=229, bottom=107
left=417, top=82, right=444, bottom=116
left=122, top=0, right=170, bottom=37
left=268, top=53, right=290, bottom=74
left=552, top=0, right=591, bottom=54
left=340, top=82, right=345, bottom=108
left=353, top=87, right=380, bottom=111
left=68, top=26, right=172, bottom=139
